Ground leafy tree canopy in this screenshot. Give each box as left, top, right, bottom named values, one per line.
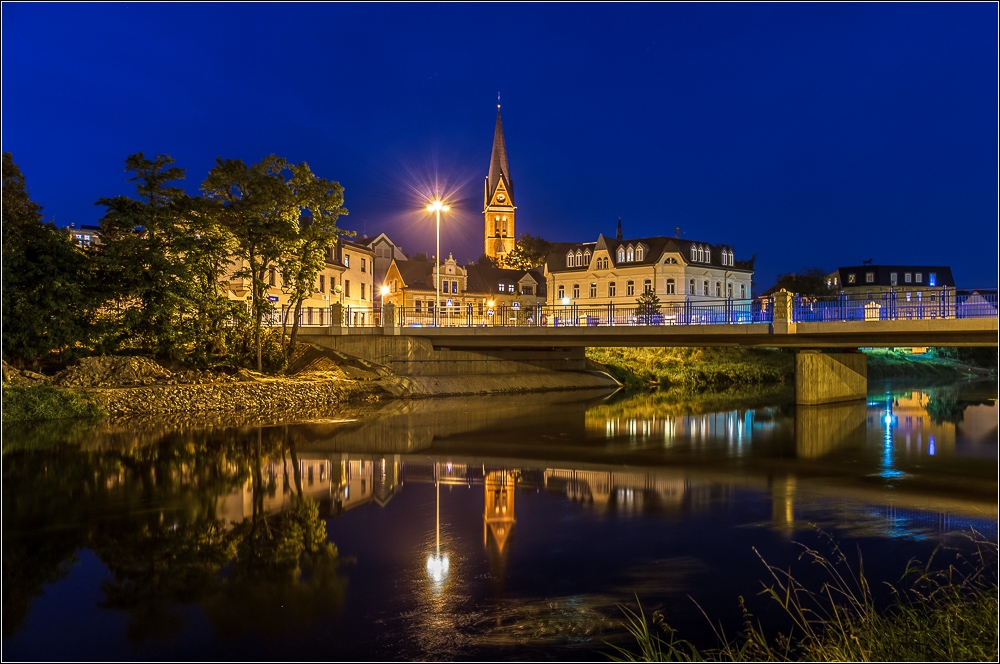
left=497, top=233, right=551, bottom=271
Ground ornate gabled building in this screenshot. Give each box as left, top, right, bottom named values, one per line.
left=483, top=104, right=516, bottom=261
left=543, top=231, right=754, bottom=306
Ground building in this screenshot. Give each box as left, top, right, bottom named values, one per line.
left=67, top=223, right=101, bottom=248
left=362, top=232, right=408, bottom=289
left=543, top=232, right=753, bottom=307
left=483, top=104, right=516, bottom=262
left=838, top=265, right=954, bottom=293
left=383, top=253, right=545, bottom=324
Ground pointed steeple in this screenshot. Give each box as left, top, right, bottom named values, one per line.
left=616, top=215, right=623, bottom=241
left=487, top=105, right=513, bottom=203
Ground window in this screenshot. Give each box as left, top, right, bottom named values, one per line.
left=626, top=246, right=634, bottom=262
left=522, top=285, right=533, bottom=295
left=452, top=281, right=458, bottom=294
left=665, top=278, right=675, bottom=294
left=573, top=284, right=580, bottom=299
left=905, top=273, right=912, bottom=283
left=698, top=246, right=705, bottom=262
left=361, top=284, right=366, bottom=300
left=415, top=300, right=422, bottom=313
left=589, top=282, right=597, bottom=298
left=601, top=257, right=609, bottom=269
left=915, top=273, right=923, bottom=283
left=689, top=279, right=696, bottom=294
left=566, top=251, right=575, bottom=267
left=643, top=279, right=652, bottom=293
left=608, top=281, right=617, bottom=297
left=508, top=283, right=515, bottom=292
left=703, top=280, right=709, bottom=296
left=558, top=285, right=565, bottom=300
left=495, top=218, right=500, bottom=234
left=498, top=283, right=506, bottom=293
left=319, top=275, right=325, bottom=292
left=705, top=248, right=711, bottom=263
left=727, top=283, right=733, bottom=298
left=502, top=217, right=508, bottom=235
left=890, top=272, right=898, bottom=286
left=929, top=272, right=936, bottom=287
left=576, top=250, right=583, bottom=265
left=428, top=301, right=434, bottom=313
left=617, top=247, right=626, bottom=262
left=626, top=280, right=635, bottom=296
left=741, top=284, right=746, bottom=299
left=848, top=273, right=856, bottom=284
left=345, top=280, right=351, bottom=297
left=268, top=268, right=276, bottom=287
left=690, top=246, right=697, bottom=261
left=344, top=253, right=350, bottom=268
left=636, top=246, right=644, bottom=261
left=361, top=258, right=367, bottom=273
left=715, top=282, right=721, bottom=297
left=865, top=272, right=874, bottom=283
left=583, top=250, right=591, bottom=265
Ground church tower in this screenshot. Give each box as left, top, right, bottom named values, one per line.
left=484, top=104, right=516, bottom=261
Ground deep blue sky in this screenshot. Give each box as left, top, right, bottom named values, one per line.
left=3, top=3, right=997, bottom=289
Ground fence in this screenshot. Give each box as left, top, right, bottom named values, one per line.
left=791, top=289, right=998, bottom=323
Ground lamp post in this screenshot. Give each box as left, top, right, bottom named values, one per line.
left=426, top=200, right=450, bottom=326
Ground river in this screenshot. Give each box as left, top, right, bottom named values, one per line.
left=2, top=380, right=997, bottom=661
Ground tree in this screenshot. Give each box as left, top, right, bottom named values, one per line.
left=636, top=289, right=661, bottom=325
left=93, top=153, right=233, bottom=364
left=2, top=153, right=92, bottom=368
left=770, top=267, right=834, bottom=297
left=202, top=155, right=346, bottom=372
left=497, top=233, right=551, bottom=271
left=276, top=163, right=347, bottom=361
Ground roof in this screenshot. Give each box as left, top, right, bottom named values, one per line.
left=487, top=106, right=513, bottom=202
left=466, top=264, right=543, bottom=295
left=545, top=234, right=752, bottom=273
left=838, top=265, right=955, bottom=288
left=394, top=258, right=435, bottom=290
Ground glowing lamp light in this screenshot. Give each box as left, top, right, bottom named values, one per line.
left=561, top=297, right=571, bottom=306
left=487, top=300, right=495, bottom=307
left=426, top=201, right=450, bottom=213
left=426, top=553, right=450, bottom=583
left=380, top=285, right=390, bottom=297
left=884, top=413, right=893, bottom=426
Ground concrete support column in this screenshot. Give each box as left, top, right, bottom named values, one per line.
left=795, top=350, right=867, bottom=405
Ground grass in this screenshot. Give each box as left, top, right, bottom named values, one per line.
left=1, top=384, right=106, bottom=421
left=588, top=347, right=795, bottom=390
left=607, top=534, right=998, bottom=662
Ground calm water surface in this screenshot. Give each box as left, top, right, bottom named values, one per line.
left=3, top=382, right=997, bottom=661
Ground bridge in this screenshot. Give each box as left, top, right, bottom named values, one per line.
left=299, top=289, right=997, bottom=406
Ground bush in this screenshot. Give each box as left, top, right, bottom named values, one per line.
left=587, top=347, right=794, bottom=389
left=1, top=384, right=105, bottom=421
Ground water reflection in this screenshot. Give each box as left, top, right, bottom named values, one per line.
left=2, top=383, right=996, bottom=660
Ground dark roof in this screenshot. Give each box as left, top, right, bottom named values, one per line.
left=395, top=258, right=435, bottom=290
left=838, top=265, right=955, bottom=288
left=487, top=107, right=513, bottom=202
left=545, top=234, right=751, bottom=273
left=466, top=264, right=541, bottom=295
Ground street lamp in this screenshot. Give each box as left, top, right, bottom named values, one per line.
left=426, top=199, right=450, bottom=326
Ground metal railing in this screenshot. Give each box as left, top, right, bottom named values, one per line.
left=791, top=289, right=998, bottom=323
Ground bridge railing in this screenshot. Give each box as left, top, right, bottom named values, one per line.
left=393, top=299, right=773, bottom=328
left=792, top=289, right=998, bottom=323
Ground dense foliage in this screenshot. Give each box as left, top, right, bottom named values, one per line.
left=588, top=346, right=795, bottom=389
left=1, top=153, right=348, bottom=373
left=496, top=232, right=552, bottom=270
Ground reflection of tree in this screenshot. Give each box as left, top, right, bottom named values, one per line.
left=3, top=425, right=343, bottom=642
left=925, top=396, right=968, bottom=425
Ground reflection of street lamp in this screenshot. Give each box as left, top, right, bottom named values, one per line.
left=426, top=462, right=449, bottom=587
left=426, top=200, right=450, bottom=326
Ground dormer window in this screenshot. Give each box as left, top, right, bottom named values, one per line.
left=636, top=245, right=644, bottom=261
left=566, top=251, right=575, bottom=267
left=698, top=246, right=705, bottom=262
left=617, top=247, right=626, bottom=263
left=575, top=249, right=583, bottom=265
left=705, top=247, right=711, bottom=263
left=583, top=249, right=591, bottom=265
left=690, top=246, right=697, bottom=261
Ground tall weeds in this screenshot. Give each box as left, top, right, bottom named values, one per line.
left=608, top=533, right=998, bottom=662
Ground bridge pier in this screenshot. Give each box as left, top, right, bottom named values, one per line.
left=795, top=350, right=867, bottom=405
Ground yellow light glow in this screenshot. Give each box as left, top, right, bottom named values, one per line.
left=380, top=285, right=390, bottom=296
left=426, top=200, right=450, bottom=213
left=487, top=300, right=495, bottom=307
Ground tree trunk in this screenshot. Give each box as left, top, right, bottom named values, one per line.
left=287, top=297, right=304, bottom=363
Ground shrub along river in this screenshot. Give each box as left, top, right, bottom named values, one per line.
left=2, top=380, right=997, bottom=661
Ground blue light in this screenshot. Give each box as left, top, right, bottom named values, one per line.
left=929, top=435, right=936, bottom=456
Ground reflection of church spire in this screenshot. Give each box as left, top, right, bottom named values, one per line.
left=484, top=469, right=517, bottom=595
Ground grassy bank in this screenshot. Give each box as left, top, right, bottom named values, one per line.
left=864, top=348, right=997, bottom=382
left=587, top=347, right=794, bottom=390
left=609, top=538, right=998, bottom=662
left=2, top=384, right=106, bottom=421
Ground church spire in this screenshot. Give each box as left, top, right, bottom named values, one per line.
left=487, top=105, right=513, bottom=204
left=616, top=215, right=623, bottom=241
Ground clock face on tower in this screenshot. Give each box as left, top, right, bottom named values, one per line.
left=496, top=193, right=506, bottom=203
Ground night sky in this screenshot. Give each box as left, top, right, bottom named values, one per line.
left=3, top=3, right=997, bottom=290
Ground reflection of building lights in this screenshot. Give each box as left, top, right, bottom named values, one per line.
left=929, top=435, right=936, bottom=456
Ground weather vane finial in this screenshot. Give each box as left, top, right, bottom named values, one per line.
left=497, top=91, right=501, bottom=109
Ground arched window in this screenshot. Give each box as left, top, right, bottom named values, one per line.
left=643, top=279, right=652, bottom=293
left=626, top=246, right=634, bottom=262
left=703, top=280, right=709, bottom=296
left=502, top=218, right=508, bottom=235
left=689, top=279, right=696, bottom=295
left=698, top=246, right=705, bottom=262
left=626, top=280, right=635, bottom=296
left=608, top=281, right=617, bottom=297
left=715, top=282, right=721, bottom=297
left=740, top=284, right=746, bottom=299
left=690, top=246, right=697, bottom=261
left=583, top=250, right=591, bottom=265
left=727, top=283, right=733, bottom=298
left=705, top=247, right=711, bottom=263
left=617, top=247, right=626, bottom=263
left=636, top=245, right=644, bottom=261
left=665, top=278, right=675, bottom=294
left=566, top=251, right=575, bottom=267
left=576, top=249, right=583, bottom=265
